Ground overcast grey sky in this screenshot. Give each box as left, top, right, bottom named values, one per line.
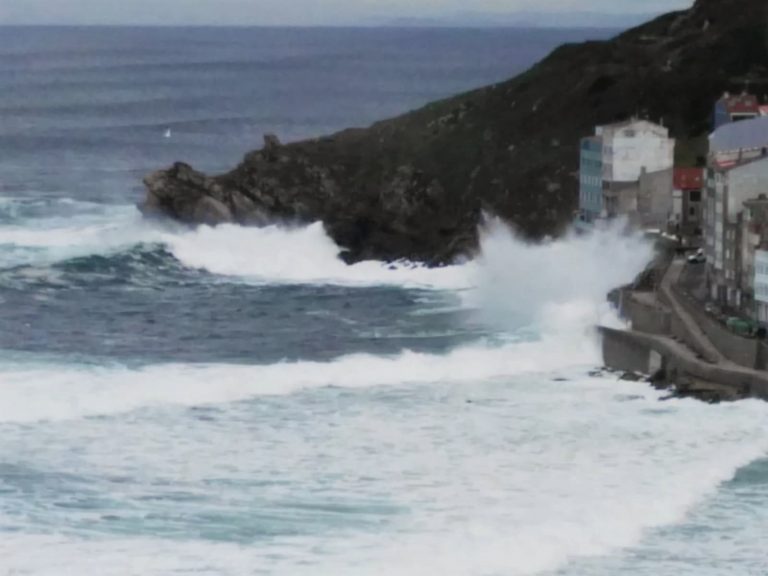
left=0, top=0, right=694, bottom=26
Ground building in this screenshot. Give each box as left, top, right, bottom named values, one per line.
left=741, top=196, right=768, bottom=320
left=578, top=119, right=675, bottom=226
left=672, top=168, right=704, bottom=235
left=754, top=249, right=768, bottom=324
left=578, top=136, right=604, bottom=222
left=602, top=181, right=638, bottom=221
left=598, top=120, right=675, bottom=183
left=709, top=116, right=768, bottom=168
left=704, top=156, right=768, bottom=308
left=713, top=92, right=760, bottom=129
left=637, top=167, right=674, bottom=230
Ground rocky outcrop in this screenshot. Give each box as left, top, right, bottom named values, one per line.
left=143, top=136, right=480, bottom=264
left=142, top=0, right=767, bottom=264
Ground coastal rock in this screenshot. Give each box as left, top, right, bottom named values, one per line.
left=141, top=0, right=767, bottom=264
left=141, top=162, right=232, bottom=225
left=193, top=196, right=233, bottom=226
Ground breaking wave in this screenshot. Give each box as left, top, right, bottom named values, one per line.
left=0, top=200, right=159, bottom=270
left=0, top=332, right=597, bottom=424
left=0, top=200, right=470, bottom=289
left=0, top=218, right=656, bottom=425
left=161, top=222, right=474, bottom=290
left=3, top=204, right=767, bottom=576
left=472, top=218, right=654, bottom=328
left=0, top=198, right=653, bottom=296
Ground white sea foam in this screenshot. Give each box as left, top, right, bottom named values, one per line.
left=0, top=200, right=471, bottom=289
left=0, top=202, right=159, bottom=268
left=471, top=218, right=654, bottom=329
left=0, top=331, right=597, bottom=424
left=2, top=214, right=768, bottom=576
left=1, top=375, right=767, bottom=576
left=0, top=197, right=652, bottom=297
left=0, top=217, right=655, bottom=425
left=159, top=222, right=474, bottom=289
left=157, top=216, right=652, bottom=297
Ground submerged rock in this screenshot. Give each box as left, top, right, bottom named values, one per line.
left=619, top=371, right=649, bottom=383
left=141, top=0, right=767, bottom=264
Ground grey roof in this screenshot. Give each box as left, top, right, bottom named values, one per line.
left=710, top=117, right=768, bottom=152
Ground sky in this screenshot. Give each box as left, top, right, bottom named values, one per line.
left=0, top=0, right=694, bottom=27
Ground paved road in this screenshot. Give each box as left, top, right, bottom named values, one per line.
left=660, top=259, right=725, bottom=364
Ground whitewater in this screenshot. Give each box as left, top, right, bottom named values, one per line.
left=2, top=197, right=768, bottom=575
left=2, top=26, right=767, bottom=576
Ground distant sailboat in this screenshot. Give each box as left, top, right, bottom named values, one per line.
left=164, top=128, right=172, bottom=139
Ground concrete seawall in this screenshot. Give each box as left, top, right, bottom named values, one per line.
left=600, top=326, right=768, bottom=400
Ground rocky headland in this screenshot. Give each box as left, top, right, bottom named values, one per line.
left=141, top=0, right=767, bottom=264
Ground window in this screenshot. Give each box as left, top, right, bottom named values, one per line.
left=689, top=190, right=701, bottom=202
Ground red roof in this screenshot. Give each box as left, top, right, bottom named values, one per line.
left=674, top=168, right=704, bottom=190
left=719, top=93, right=760, bottom=115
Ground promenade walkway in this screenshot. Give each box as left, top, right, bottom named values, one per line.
left=608, top=256, right=768, bottom=398
left=659, top=259, right=724, bottom=364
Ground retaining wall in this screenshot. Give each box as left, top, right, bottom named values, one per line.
left=620, top=291, right=671, bottom=335
left=600, top=327, right=768, bottom=399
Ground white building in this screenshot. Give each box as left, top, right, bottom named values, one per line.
left=578, top=119, right=675, bottom=227
left=597, top=120, right=675, bottom=183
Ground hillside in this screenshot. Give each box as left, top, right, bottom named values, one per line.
left=142, top=0, right=768, bottom=264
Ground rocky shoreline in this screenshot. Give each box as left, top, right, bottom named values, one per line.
left=591, top=366, right=751, bottom=404
left=141, top=0, right=767, bottom=265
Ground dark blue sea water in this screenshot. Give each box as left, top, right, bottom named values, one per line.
left=0, top=25, right=607, bottom=364
left=1, top=26, right=767, bottom=576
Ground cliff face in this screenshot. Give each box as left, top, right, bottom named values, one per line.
left=142, top=0, right=768, bottom=264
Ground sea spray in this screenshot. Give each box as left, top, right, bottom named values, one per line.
left=470, top=218, right=654, bottom=332
left=0, top=198, right=652, bottom=299
left=0, top=219, right=657, bottom=425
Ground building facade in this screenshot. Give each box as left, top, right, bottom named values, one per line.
left=598, top=120, right=675, bottom=183
left=672, top=167, right=704, bottom=235
left=578, top=119, right=675, bottom=226
left=579, top=136, right=604, bottom=222
left=704, top=156, right=768, bottom=308
left=740, top=197, right=768, bottom=322
left=637, top=167, right=674, bottom=230
left=754, top=249, right=768, bottom=324
left=709, top=116, right=768, bottom=168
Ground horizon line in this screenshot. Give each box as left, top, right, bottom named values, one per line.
left=0, top=22, right=626, bottom=30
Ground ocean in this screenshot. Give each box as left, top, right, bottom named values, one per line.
left=1, top=25, right=767, bottom=576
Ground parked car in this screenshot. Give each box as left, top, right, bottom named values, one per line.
left=687, top=249, right=706, bottom=264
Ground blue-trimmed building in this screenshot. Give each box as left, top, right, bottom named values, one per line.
left=579, top=136, right=604, bottom=222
